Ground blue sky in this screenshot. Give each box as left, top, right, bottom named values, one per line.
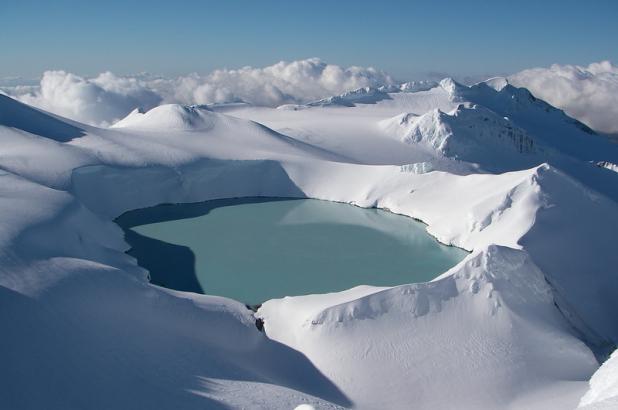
left=2, top=0, right=617, bottom=80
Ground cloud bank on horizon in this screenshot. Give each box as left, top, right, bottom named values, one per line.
left=2, top=58, right=617, bottom=135
left=1, top=59, right=393, bottom=127
left=509, top=61, right=618, bottom=134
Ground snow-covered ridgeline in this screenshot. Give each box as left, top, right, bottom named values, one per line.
left=1, top=77, right=617, bottom=409
left=259, top=245, right=597, bottom=410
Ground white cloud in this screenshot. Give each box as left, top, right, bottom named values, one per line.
left=8, top=59, right=616, bottom=134
left=509, top=61, right=618, bottom=134
left=166, top=58, right=394, bottom=107
left=11, top=71, right=162, bottom=127
left=2, top=58, right=394, bottom=127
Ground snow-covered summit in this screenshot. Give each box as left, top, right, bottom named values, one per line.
left=379, top=80, right=438, bottom=93
left=304, top=81, right=440, bottom=108
left=380, top=105, right=537, bottom=172
left=423, top=78, right=618, bottom=166
left=306, top=86, right=391, bottom=107
left=483, top=76, right=510, bottom=91
left=111, top=104, right=215, bottom=130
left=438, top=77, right=467, bottom=98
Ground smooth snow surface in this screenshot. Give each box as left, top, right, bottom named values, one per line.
left=579, top=351, right=618, bottom=409
left=1, top=78, right=617, bottom=409
left=111, top=104, right=216, bottom=130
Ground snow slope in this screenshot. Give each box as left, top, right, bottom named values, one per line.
left=379, top=105, right=538, bottom=172
left=1, top=78, right=617, bottom=409
left=579, top=351, right=618, bottom=409
left=225, top=78, right=618, bottom=200
left=111, top=104, right=216, bottom=130
left=259, top=246, right=596, bottom=410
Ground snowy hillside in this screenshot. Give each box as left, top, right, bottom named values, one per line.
left=379, top=105, right=538, bottom=172
left=1, top=76, right=617, bottom=410
left=579, top=350, right=618, bottom=409
left=111, top=104, right=216, bottom=130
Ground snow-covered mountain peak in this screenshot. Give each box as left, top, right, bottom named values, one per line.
left=430, top=80, right=618, bottom=165
left=439, top=77, right=467, bottom=100
left=300, top=81, right=439, bottom=109
left=465, top=80, right=570, bottom=117
left=306, top=86, right=391, bottom=107
left=378, top=80, right=438, bottom=93
left=483, top=76, right=509, bottom=91
left=400, top=80, right=439, bottom=93
left=111, top=104, right=215, bottom=130
left=380, top=104, right=538, bottom=171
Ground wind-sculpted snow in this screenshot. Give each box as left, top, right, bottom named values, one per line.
left=442, top=79, right=617, bottom=164
left=0, top=87, right=617, bottom=409
left=260, top=246, right=598, bottom=409
left=307, top=245, right=557, bottom=324
left=366, top=78, right=618, bottom=199
left=380, top=105, right=538, bottom=172
left=519, top=165, right=618, bottom=345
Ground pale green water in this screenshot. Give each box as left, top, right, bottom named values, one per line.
left=117, top=198, right=467, bottom=304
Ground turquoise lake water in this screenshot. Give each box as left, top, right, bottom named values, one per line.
left=117, top=198, right=467, bottom=304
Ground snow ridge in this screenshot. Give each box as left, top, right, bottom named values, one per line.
left=111, top=104, right=216, bottom=130
left=380, top=105, right=537, bottom=172
left=306, top=87, right=391, bottom=107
